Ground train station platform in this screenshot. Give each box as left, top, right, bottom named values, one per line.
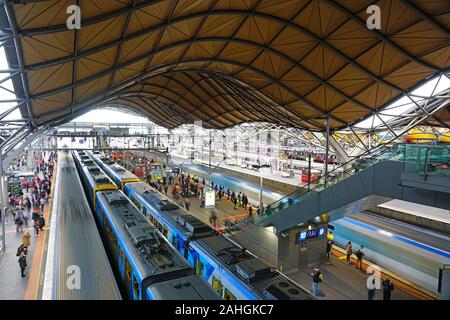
left=158, top=183, right=433, bottom=300
left=0, top=154, right=56, bottom=300
left=170, top=154, right=306, bottom=194
left=369, top=199, right=450, bottom=235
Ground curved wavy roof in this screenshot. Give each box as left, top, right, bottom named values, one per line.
left=2, top=0, right=449, bottom=131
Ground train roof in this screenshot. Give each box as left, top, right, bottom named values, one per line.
left=89, top=151, right=139, bottom=181
left=193, top=235, right=313, bottom=300
left=96, top=190, right=192, bottom=285
left=127, top=182, right=215, bottom=240
left=82, top=165, right=116, bottom=190
left=147, top=275, right=220, bottom=300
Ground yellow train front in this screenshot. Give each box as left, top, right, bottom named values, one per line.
left=72, top=150, right=118, bottom=209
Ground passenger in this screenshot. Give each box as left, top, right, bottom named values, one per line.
left=15, top=210, right=24, bottom=233
left=233, top=197, right=237, bottom=210
left=368, top=272, right=376, bottom=300
left=34, top=219, right=40, bottom=236
left=382, top=278, right=394, bottom=300
left=200, top=196, right=205, bottom=208
left=345, top=241, right=353, bottom=264
left=355, top=245, right=365, bottom=270
left=16, top=244, right=28, bottom=257
left=248, top=205, right=253, bottom=217
left=40, top=196, right=45, bottom=212
left=22, top=231, right=31, bottom=250
left=209, top=211, right=217, bottom=228
left=18, top=252, right=27, bottom=278
left=326, top=239, right=333, bottom=261
left=310, top=266, right=323, bottom=296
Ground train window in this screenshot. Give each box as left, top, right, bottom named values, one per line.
left=212, top=276, right=223, bottom=296
left=132, top=275, right=140, bottom=299
left=162, top=228, right=168, bottom=238
left=224, top=288, right=237, bottom=300
left=125, top=259, right=132, bottom=279
left=199, top=262, right=205, bottom=277
left=172, top=236, right=178, bottom=251
left=119, top=247, right=124, bottom=263
left=195, top=259, right=201, bottom=275
left=113, top=234, right=117, bottom=250
left=143, top=207, right=147, bottom=215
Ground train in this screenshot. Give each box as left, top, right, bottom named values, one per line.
left=125, top=182, right=313, bottom=300
left=87, top=151, right=140, bottom=190
left=72, top=150, right=220, bottom=300
left=85, top=152, right=312, bottom=300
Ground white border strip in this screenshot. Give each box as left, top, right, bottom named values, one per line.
left=42, top=154, right=60, bottom=300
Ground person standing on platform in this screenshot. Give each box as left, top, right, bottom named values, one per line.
left=40, top=196, right=45, bottom=212
left=248, top=205, right=253, bottom=217
left=209, top=210, right=217, bottom=229
left=164, top=183, right=169, bottom=195
left=15, top=210, right=24, bottom=233
left=382, top=278, right=394, bottom=300
left=326, top=239, right=333, bottom=261
left=22, top=231, right=31, bottom=250
left=18, top=252, right=27, bottom=277
left=356, top=245, right=366, bottom=270
left=310, top=266, right=323, bottom=296
left=368, top=273, right=376, bottom=300
left=345, top=241, right=353, bottom=264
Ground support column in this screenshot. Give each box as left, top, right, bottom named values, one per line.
left=324, top=116, right=330, bottom=188
left=0, top=150, right=5, bottom=254
left=208, top=130, right=212, bottom=168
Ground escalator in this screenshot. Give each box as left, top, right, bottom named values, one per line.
left=231, top=144, right=450, bottom=234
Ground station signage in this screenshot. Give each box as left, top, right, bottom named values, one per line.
left=204, top=189, right=215, bottom=209
left=296, top=227, right=325, bottom=243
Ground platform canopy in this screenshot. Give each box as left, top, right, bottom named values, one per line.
left=1, top=0, right=449, bottom=131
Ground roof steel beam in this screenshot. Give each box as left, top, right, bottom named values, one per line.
left=327, top=0, right=440, bottom=72
left=15, top=0, right=161, bottom=36
left=400, top=0, right=449, bottom=35
left=2, top=3, right=34, bottom=124
left=29, top=56, right=348, bottom=127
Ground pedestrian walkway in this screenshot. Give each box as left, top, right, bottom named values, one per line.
left=0, top=152, right=57, bottom=300
left=160, top=183, right=425, bottom=300
left=162, top=184, right=257, bottom=230
left=289, top=250, right=419, bottom=300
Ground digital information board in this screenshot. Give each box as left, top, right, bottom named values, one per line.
left=296, top=227, right=326, bottom=243
left=204, top=189, right=216, bottom=209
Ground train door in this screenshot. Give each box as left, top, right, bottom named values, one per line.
left=211, top=276, right=224, bottom=297
left=124, top=258, right=133, bottom=299
left=118, top=247, right=125, bottom=278
left=224, top=288, right=237, bottom=300
left=172, top=235, right=179, bottom=252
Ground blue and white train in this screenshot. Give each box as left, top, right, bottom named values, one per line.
left=124, top=181, right=313, bottom=300
left=73, top=151, right=220, bottom=300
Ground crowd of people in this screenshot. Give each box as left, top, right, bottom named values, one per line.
left=145, top=170, right=265, bottom=222
left=6, top=151, right=57, bottom=278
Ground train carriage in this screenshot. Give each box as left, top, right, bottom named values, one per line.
left=125, top=182, right=216, bottom=260
left=72, top=151, right=118, bottom=208
left=88, top=151, right=140, bottom=191
left=95, top=190, right=219, bottom=300
left=124, top=181, right=313, bottom=300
